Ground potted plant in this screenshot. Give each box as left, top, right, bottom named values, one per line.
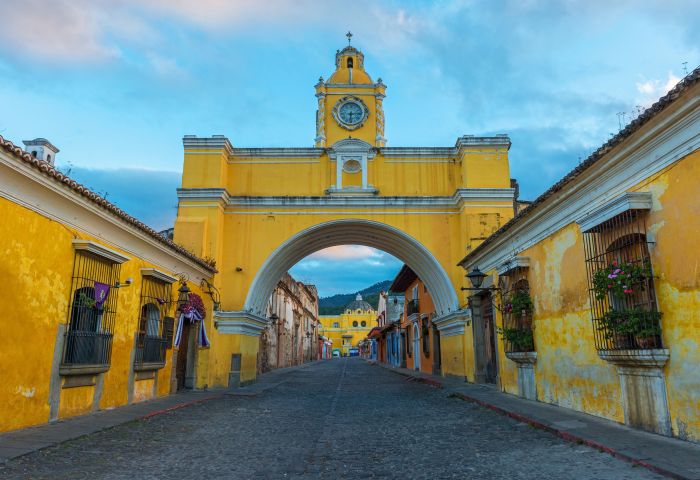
left=504, top=290, right=533, bottom=317
left=598, top=307, right=662, bottom=349
left=497, top=326, right=534, bottom=352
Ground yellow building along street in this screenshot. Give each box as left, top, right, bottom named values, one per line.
left=319, top=294, right=376, bottom=356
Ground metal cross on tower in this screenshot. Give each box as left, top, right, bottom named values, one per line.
left=346, top=31, right=353, bottom=45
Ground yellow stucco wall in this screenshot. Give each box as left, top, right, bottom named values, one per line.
left=486, top=149, right=700, bottom=441
left=0, top=197, right=209, bottom=433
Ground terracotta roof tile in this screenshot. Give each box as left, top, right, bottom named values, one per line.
left=0, top=135, right=217, bottom=274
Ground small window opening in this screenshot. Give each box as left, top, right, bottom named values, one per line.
left=347, top=57, right=353, bottom=68
left=47, top=154, right=52, bottom=162
left=31, top=150, right=37, bottom=157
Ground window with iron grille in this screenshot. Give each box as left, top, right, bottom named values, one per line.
left=583, top=209, right=662, bottom=353
left=134, top=276, right=172, bottom=368
left=62, top=251, right=121, bottom=370
left=498, top=267, right=535, bottom=353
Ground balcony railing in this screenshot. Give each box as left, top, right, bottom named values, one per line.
left=62, top=330, right=113, bottom=369
left=407, top=298, right=420, bottom=316
left=134, top=334, right=167, bottom=367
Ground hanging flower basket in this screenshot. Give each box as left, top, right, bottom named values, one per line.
left=180, top=292, right=205, bottom=322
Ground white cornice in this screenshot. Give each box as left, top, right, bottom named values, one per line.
left=432, top=310, right=471, bottom=337
left=140, top=268, right=178, bottom=284
left=577, top=192, right=652, bottom=233
left=214, top=310, right=268, bottom=337
left=455, top=135, right=511, bottom=150
left=183, top=135, right=234, bottom=155
left=176, top=188, right=515, bottom=209
left=72, top=240, right=130, bottom=264
left=496, top=256, right=530, bottom=276
left=461, top=96, right=700, bottom=273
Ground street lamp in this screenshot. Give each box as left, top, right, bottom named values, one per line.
left=177, top=281, right=191, bottom=310
left=466, top=267, right=486, bottom=289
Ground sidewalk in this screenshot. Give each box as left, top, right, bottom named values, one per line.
left=369, top=360, right=700, bottom=480
left=0, top=360, right=319, bottom=464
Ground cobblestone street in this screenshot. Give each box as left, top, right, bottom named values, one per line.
left=0, top=359, right=663, bottom=479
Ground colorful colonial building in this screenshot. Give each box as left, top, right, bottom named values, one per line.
left=174, top=39, right=517, bottom=386
left=459, top=68, right=700, bottom=441
left=257, top=273, right=319, bottom=373
left=0, top=136, right=216, bottom=433
left=319, top=294, right=376, bottom=356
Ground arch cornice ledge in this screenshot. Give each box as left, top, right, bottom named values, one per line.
left=243, top=219, right=460, bottom=320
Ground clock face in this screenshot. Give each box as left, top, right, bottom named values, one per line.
left=339, top=102, right=364, bottom=125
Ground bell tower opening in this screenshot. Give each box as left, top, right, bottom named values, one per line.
left=314, top=34, right=387, bottom=149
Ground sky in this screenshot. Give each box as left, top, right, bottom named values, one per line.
left=0, top=0, right=697, bottom=297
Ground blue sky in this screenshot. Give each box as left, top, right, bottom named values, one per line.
left=0, top=0, right=697, bottom=297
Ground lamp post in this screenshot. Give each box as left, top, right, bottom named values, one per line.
left=177, top=282, right=191, bottom=311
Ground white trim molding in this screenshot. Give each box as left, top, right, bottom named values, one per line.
left=460, top=97, right=700, bottom=273
left=72, top=239, right=130, bottom=264
left=577, top=192, right=652, bottom=233
left=214, top=310, right=268, bottom=336
left=177, top=188, right=515, bottom=209
left=140, top=268, right=178, bottom=284
left=497, top=256, right=530, bottom=276
left=432, top=310, right=471, bottom=337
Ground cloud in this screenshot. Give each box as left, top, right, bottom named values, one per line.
left=0, top=0, right=122, bottom=62
left=290, top=246, right=402, bottom=297
left=306, top=245, right=382, bottom=262
left=635, top=72, right=682, bottom=107
left=58, top=164, right=180, bottom=231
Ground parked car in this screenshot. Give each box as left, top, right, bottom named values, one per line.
left=348, top=348, right=359, bottom=357
left=332, top=349, right=341, bottom=358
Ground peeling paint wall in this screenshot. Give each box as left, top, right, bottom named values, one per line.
left=484, top=149, right=700, bottom=442
left=0, top=197, right=210, bottom=433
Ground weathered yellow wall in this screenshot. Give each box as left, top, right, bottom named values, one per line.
left=640, top=151, right=700, bottom=441
left=486, top=149, right=700, bottom=441
left=0, top=198, right=71, bottom=431
left=0, top=197, right=206, bottom=432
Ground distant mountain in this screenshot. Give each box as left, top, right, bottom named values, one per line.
left=318, top=280, right=392, bottom=315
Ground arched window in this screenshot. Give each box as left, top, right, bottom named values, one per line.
left=70, top=286, right=100, bottom=332
left=347, top=57, right=353, bottom=68
left=31, top=150, right=37, bottom=157
left=46, top=154, right=51, bottom=162
left=583, top=209, right=661, bottom=351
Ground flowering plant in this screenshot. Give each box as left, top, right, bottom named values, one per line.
left=503, top=290, right=533, bottom=316
left=591, top=260, right=651, bottom=301
left=180, top=292, right=206, bottom=320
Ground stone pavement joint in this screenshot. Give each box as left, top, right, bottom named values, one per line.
left=370, top=360, right=700, bottom=480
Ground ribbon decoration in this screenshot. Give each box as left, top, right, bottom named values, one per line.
left=173, top=310, right=210, bottom=348
left=94, top=282, right=110, bottom=309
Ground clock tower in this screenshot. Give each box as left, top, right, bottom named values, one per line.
left=314, top=34, right=386, bottom=148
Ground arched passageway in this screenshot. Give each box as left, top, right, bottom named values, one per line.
left=244, top=219, right=460, bottom=318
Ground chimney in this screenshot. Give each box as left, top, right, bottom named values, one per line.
left=22, top=138, right=59, bottom=166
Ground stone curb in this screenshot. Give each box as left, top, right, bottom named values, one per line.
left=369, top=360, right=691, bottom=480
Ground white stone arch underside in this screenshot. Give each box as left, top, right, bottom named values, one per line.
left=244, top=219, right=460, bottom=317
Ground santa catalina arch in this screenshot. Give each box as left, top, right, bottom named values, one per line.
left=174, top=41, right=516, bottom=385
